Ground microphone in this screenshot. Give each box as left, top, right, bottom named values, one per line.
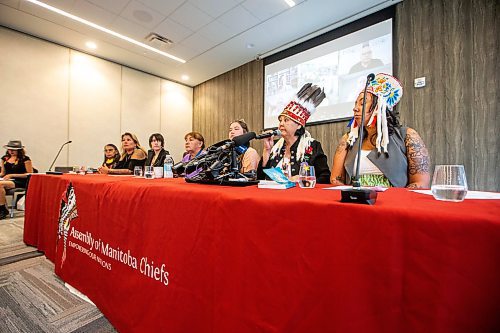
left=232, top=132, right=256, bottom=146
left=255, top=129, right=281, bottom=140
left=340, top=73, right=377, bottom=205
left=48, top=140, right=72, bottom=172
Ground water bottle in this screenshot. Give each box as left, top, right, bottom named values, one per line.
left=163, top=154, right=174, bottom=178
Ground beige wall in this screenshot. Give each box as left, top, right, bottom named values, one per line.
left=0, top=27, right=193, bottom=170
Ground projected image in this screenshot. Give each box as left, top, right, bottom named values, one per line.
left=264, top=20, right=392, bottom=129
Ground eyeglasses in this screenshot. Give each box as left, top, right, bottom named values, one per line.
left=104, top=149, right=115, bottom=152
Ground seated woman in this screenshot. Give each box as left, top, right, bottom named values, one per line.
left=145, top=133, right=170, bottom=167
left=0, top=140, right=33, bottom=219
left=228, top=119, right=260, bottom=174
left=102, top=144, right=121, bottom=169
left=98, top=132, right=146, bottom=175
left=257, top=83, right=331, bottom=184
left=330, top=73, right=430, bottom=189
left=181, top=131, right=206, bottom=163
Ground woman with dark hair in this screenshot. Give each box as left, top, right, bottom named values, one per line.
left=228, top=119, right=260, bottom=173
left=145, top=133, right=170, bottom=167
left=102, top=144, right=121, bottom=169
left=98, top=132, right=147, bottom=175
left=330, top=73, right=430, bottom=188
left=258, top=83, right=331, bottom=184
left=181, top=131, right=206, bottom=163
left=0, top=140, right=33, bottom=219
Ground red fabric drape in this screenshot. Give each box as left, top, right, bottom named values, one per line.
left=24, top=174, right=500, bottom=333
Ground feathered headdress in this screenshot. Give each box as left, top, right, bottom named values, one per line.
left=279, top=83, right=325, bottom=127
left=347, top=73, right=403, bottom=153
left=272, top=83, right=326, bottom=161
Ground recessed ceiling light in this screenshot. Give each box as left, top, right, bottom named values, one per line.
left=85, top=41, right=97, bottom=49
left=284, top=0, right=296, bottom=7
left=181, top=75, right=189, bottom=81
left=26, top=0, right=186, bottom=63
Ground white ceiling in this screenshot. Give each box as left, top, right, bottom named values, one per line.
left=0, top=0, right=400, bottom=86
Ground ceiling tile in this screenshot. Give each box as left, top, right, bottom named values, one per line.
left=167, top=43, right=200, bottom=62
left=72, top=0, right=117, bottom=27
left=169, top=2, right=213, bottom=32
left=137, top=0, right=185, bottom=16
left=86, top=0, right=129, bottom=15
left=217, top=5, right=259, bottom=33
left=111, top=16, right=151, bottom=42
left=154, top=18, right=193, bottom=44
left=0, top=0, right=20, bottom=9
left=120, top=0, right=166, bottom=30
left=241, top=0, right=289, bottom=21
left=198, top=20, right=234, bottom=44
left=188, top=0, right=239, bottom=18
left=38, top=0, right=76, bottom=12
left=180, top=32, right=215, bottom=54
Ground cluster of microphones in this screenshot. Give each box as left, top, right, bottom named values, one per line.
left=173, top=129, right=281, bottom=178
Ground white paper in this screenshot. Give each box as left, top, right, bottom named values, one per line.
left=323, top=185, right=388, bottom=192
left=411, top=190, right=500, bottom=200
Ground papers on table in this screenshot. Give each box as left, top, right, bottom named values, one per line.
left=323, top=185, right=388, bottom=192
left=411, top=190, right=500, bottom=200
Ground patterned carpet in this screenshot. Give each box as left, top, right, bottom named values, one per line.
left=0, top=215, right=117, bottom=333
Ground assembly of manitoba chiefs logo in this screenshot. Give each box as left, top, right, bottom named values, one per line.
left=57, top=182, right=78, bottom=268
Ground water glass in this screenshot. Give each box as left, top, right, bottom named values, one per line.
left=144, top=166, right=154, bottom=179
left=133, top=166, right=143, bottom=177
left=153, top=166, right=163, bottom=179
left=298, top=164, right=316, bottom=188
left=431, top=165, right=468, bottom=202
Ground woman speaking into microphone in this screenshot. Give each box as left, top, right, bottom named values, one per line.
left=257, top=83, right=331, bottom=184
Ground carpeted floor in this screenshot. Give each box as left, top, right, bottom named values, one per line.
left=0, top=214, right=117, bottom=333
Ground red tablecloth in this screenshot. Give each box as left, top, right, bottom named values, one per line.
left=24, top=174, right=500, bottom=333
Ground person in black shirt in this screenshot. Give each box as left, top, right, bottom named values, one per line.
left=101, top=144, right=121, bottom=169
left=98, top=133, right=146, bottom=175
left=145, top=133, right=170, bottom=167
left=0, top=140, right=33, bottom=219
left=257, top=83, right=331, bottom=184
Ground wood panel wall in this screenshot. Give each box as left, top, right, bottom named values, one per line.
left=193, top=0, right=499, bottom=191
left=193, top=60, right=264, bottom=150
left=395, top=0, right=499, bottom=191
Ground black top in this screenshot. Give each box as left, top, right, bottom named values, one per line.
left=115, top=150, right=146, bottom=171
left=145, top=148, right=171, bottom=167
left=257, top=138, right=331, bottom=184
left=2, top=155, right=30, bottom=188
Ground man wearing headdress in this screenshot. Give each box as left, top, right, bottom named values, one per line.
left=257, top=83, right=331, bottom=184
left=330, top=73, right=430, bottom=188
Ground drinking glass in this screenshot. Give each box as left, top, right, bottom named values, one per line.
left=153, top=166, right=164, bottom=179
left=144, top=166, right=154, bottom=179
left=298, top=164, right=316, bottom=188
left=133, top=166, right=143, bottom=177
left=431, top=165, right=468, bottom=202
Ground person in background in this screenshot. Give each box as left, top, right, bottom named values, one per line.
left=228, top=119, right=260, bottom=173
left=330, top=73, right=430, bottom=188
left=101, top=144, right=120, bottom=169
left=0, top=140, right=33, bottom=219
left=257, top=83, right=331, bottom=184
left=145, top=133, right=170, bottom=167
left=181, top=131, right=206, bottom=163
left=98, top=132, right=146, bottom=175
left=349, top=42, right=384, bottom=74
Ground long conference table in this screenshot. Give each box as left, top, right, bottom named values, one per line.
left=24, top=174, right=500, bottom=333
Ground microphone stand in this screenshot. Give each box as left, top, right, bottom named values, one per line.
left=47, top=141, right=72, bottom=174
left=341, top=74, right=377, bottom=205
